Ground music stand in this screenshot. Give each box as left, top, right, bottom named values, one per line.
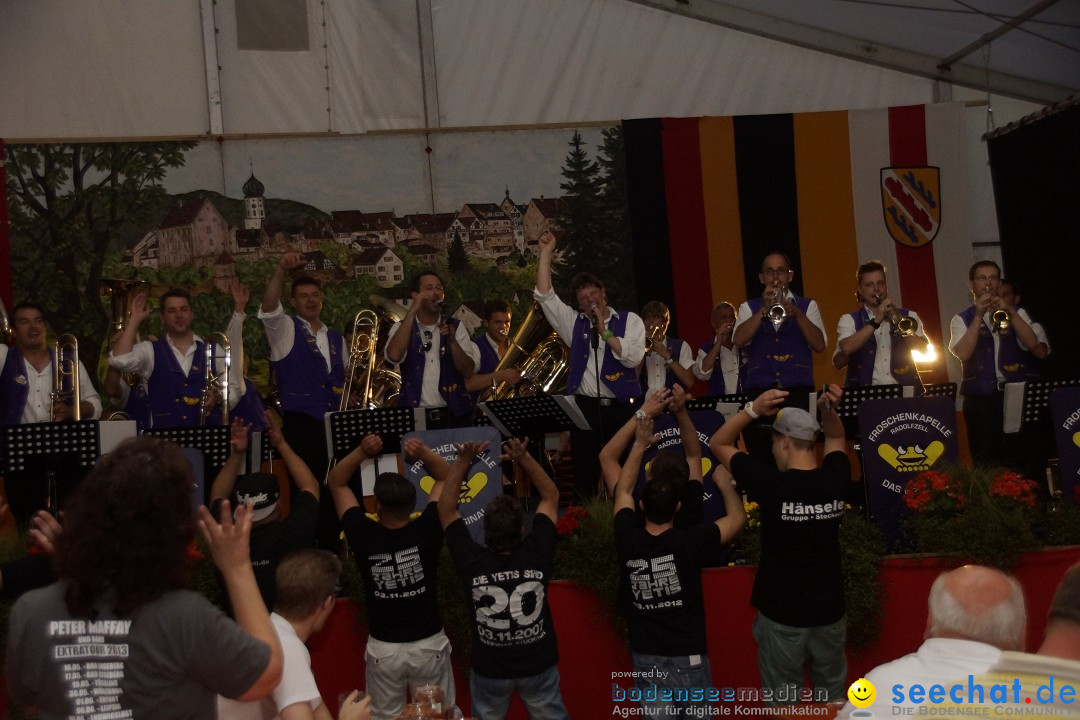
left=1004, top=378, right=1080, bottom=433
left=3, top=420, right=100, bottom=519
left=326, top=407, right=419, bottom=459
left=147, top=426, right=231, bottom=501
left=478, top=395, right=589, bottom=439
left=921, top=383, right=957, bottom=400
left=836, top=385, right=904, bottom=441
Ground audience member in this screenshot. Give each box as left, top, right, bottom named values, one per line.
left=218, top=549, right=372, bottom=720
left=837, top=564, right=1026, bottom=717
left=6, top=437, right=283, bottom=718
left=327, top=434, right=456, bottom=720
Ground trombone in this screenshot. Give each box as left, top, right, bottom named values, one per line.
left=52, top=335, right=81, bottom=421
left=200, top=332, right=231, bottom=426
left=341, top=309, right=380, bottom=410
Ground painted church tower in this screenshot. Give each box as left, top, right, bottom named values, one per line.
left=243, top=172, right=266, bottom=231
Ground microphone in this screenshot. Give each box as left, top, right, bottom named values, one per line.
left=590, top=303, right=601, bottom=346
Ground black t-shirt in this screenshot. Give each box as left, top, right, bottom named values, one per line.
left=731, top=451, right=850, bottom=627
left=341, top=501, right=444, bottom=643
left=248, top=489, right=320, bottom=610
left=614, top=508, right=722, bottom=656
left=211, top=489, right=320, bottom=611
left=445, top=513, right=559, bottom=679
left=674, top=479, right=704, bottom=527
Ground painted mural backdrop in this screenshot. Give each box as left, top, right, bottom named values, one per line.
left=2, top=127, right=632, bottom=407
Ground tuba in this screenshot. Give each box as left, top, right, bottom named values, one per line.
left=52, top=335, right=81, bottom=421
left=200, top=332, right=231, bottom=426
left=0, top=297, right=12, bottom=345
left=101, top=278, right=146, bottom=387
left=479, top=301, right=569, bottom=403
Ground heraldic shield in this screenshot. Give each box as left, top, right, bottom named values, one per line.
left=880, top=166, right=941, bottom=248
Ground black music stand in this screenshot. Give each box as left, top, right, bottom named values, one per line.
left=326, top=407, right=419, bottom=459
left=147, top=426, right=231, bottom=502
left=478, top=395, right=589, bottom=439
left=686, top=394, right=749, bottom=421
left=837, top=385, right=904, bottom=442
left=921, top=382, right=957, bottom=400
left=1007, top=378, right=1080, bottom=430
left=3, top=420, right=99, bottom=524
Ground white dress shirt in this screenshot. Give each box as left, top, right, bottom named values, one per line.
left=693, top=343, right=741, bottom=395
left=108, top=332, right=242, bottom=410
left=643, top=336, right=693, bottom=394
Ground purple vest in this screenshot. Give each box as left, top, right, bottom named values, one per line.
left=272, top=317, right=345, bottom=420
left=471, top=334, right=502, bottom=404
left=744, top=295, right=815, bottom=391
left=845, top=309, right=924, bottom=394
left=148, top=337, right=215, bottom=428
left=566, top=311, right=642, bottom=401
left=125, top=382, right=152, bottom=432
left=0, top=347, right=41, bottom=425
left=697, top=339, right=742, bottom=396
left=397, top=317, right=473, bottom=417
left=958, top=305, right=1029, bottom=396
left=231, top=377, right=269, bottom=432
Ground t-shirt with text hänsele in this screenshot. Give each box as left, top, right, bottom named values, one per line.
left=445, top=513, right=559, bottom=680
left=341, top=500, right=444, bottom=643
left=614, top=508, right=723, bottom=657
left=7, top=582, right=270, bottom=720
left=731, top=450, right=850, bottom=627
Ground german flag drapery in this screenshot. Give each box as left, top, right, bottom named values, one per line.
left=626, top=102, right=972, bottom=386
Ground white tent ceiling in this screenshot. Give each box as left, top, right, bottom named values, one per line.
left=1, top=0, right=1075, bottom=140
left=658, top=0, right=1079, bottom=104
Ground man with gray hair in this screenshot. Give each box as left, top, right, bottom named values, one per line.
left=837, top=564, right=1026, bottom=717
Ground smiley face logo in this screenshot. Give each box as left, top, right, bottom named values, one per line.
left=847, top=677, right=876, bottom=709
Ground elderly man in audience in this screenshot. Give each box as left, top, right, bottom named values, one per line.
left=837, top=564, right=1026, bottom=718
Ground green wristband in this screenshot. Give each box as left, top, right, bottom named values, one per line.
left=601, top=330, right=614, bottom=342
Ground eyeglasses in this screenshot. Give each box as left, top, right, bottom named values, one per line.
left=762, top=268, right=790, bottom=276
left=422, top=330, right=433, bottom=352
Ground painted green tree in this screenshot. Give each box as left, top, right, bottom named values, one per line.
left=4, top=141, right=198, bottom=372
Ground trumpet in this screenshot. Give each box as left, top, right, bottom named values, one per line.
left=52, top=334, right=81, bottom=421
left=992, top=308, right=1012, bottom=334
left=644, top=324, right=665, bottom=354
left=0, top=297, right=12, bottom=345
left=200, top=332, right=231, bottom=426
left=876, top=296, right=917, bottom=337
left=764, top=283, right=787, bottom=329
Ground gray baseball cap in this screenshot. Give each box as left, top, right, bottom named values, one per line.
left=772, top=407, right=820, bottom=442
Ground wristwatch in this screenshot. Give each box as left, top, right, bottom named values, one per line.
left=868, top=317, right=881, bottom=329
left=664, top=357, right=674, bottom=367
left=743, top=401, right=759, bottom=419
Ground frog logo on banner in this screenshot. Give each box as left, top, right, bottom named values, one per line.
left=881, top=166, right=940, bottom=248
left=419, top=472, right=488, bottom=502
left=877, top=440, right=946, bottom=472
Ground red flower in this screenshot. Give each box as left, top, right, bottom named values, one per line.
left=903, top=470, right=966, bottom=513
left=557, top=506, right=588, bottom=537
left=990, top=471, right=1038, bottom=508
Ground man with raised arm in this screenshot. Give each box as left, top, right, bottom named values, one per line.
left=210, top=412, right=321, bottom=611
left=613, top=412, right=745, bottom=718
left=709, top=384, right=853, bottom=705
left=533, top=229, right=646, bottom=498
left=439, top=439, right=570, bottom=720
left=109, top=287, right=240, bottom=427
left=327, top=435, right=457, bottom=720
